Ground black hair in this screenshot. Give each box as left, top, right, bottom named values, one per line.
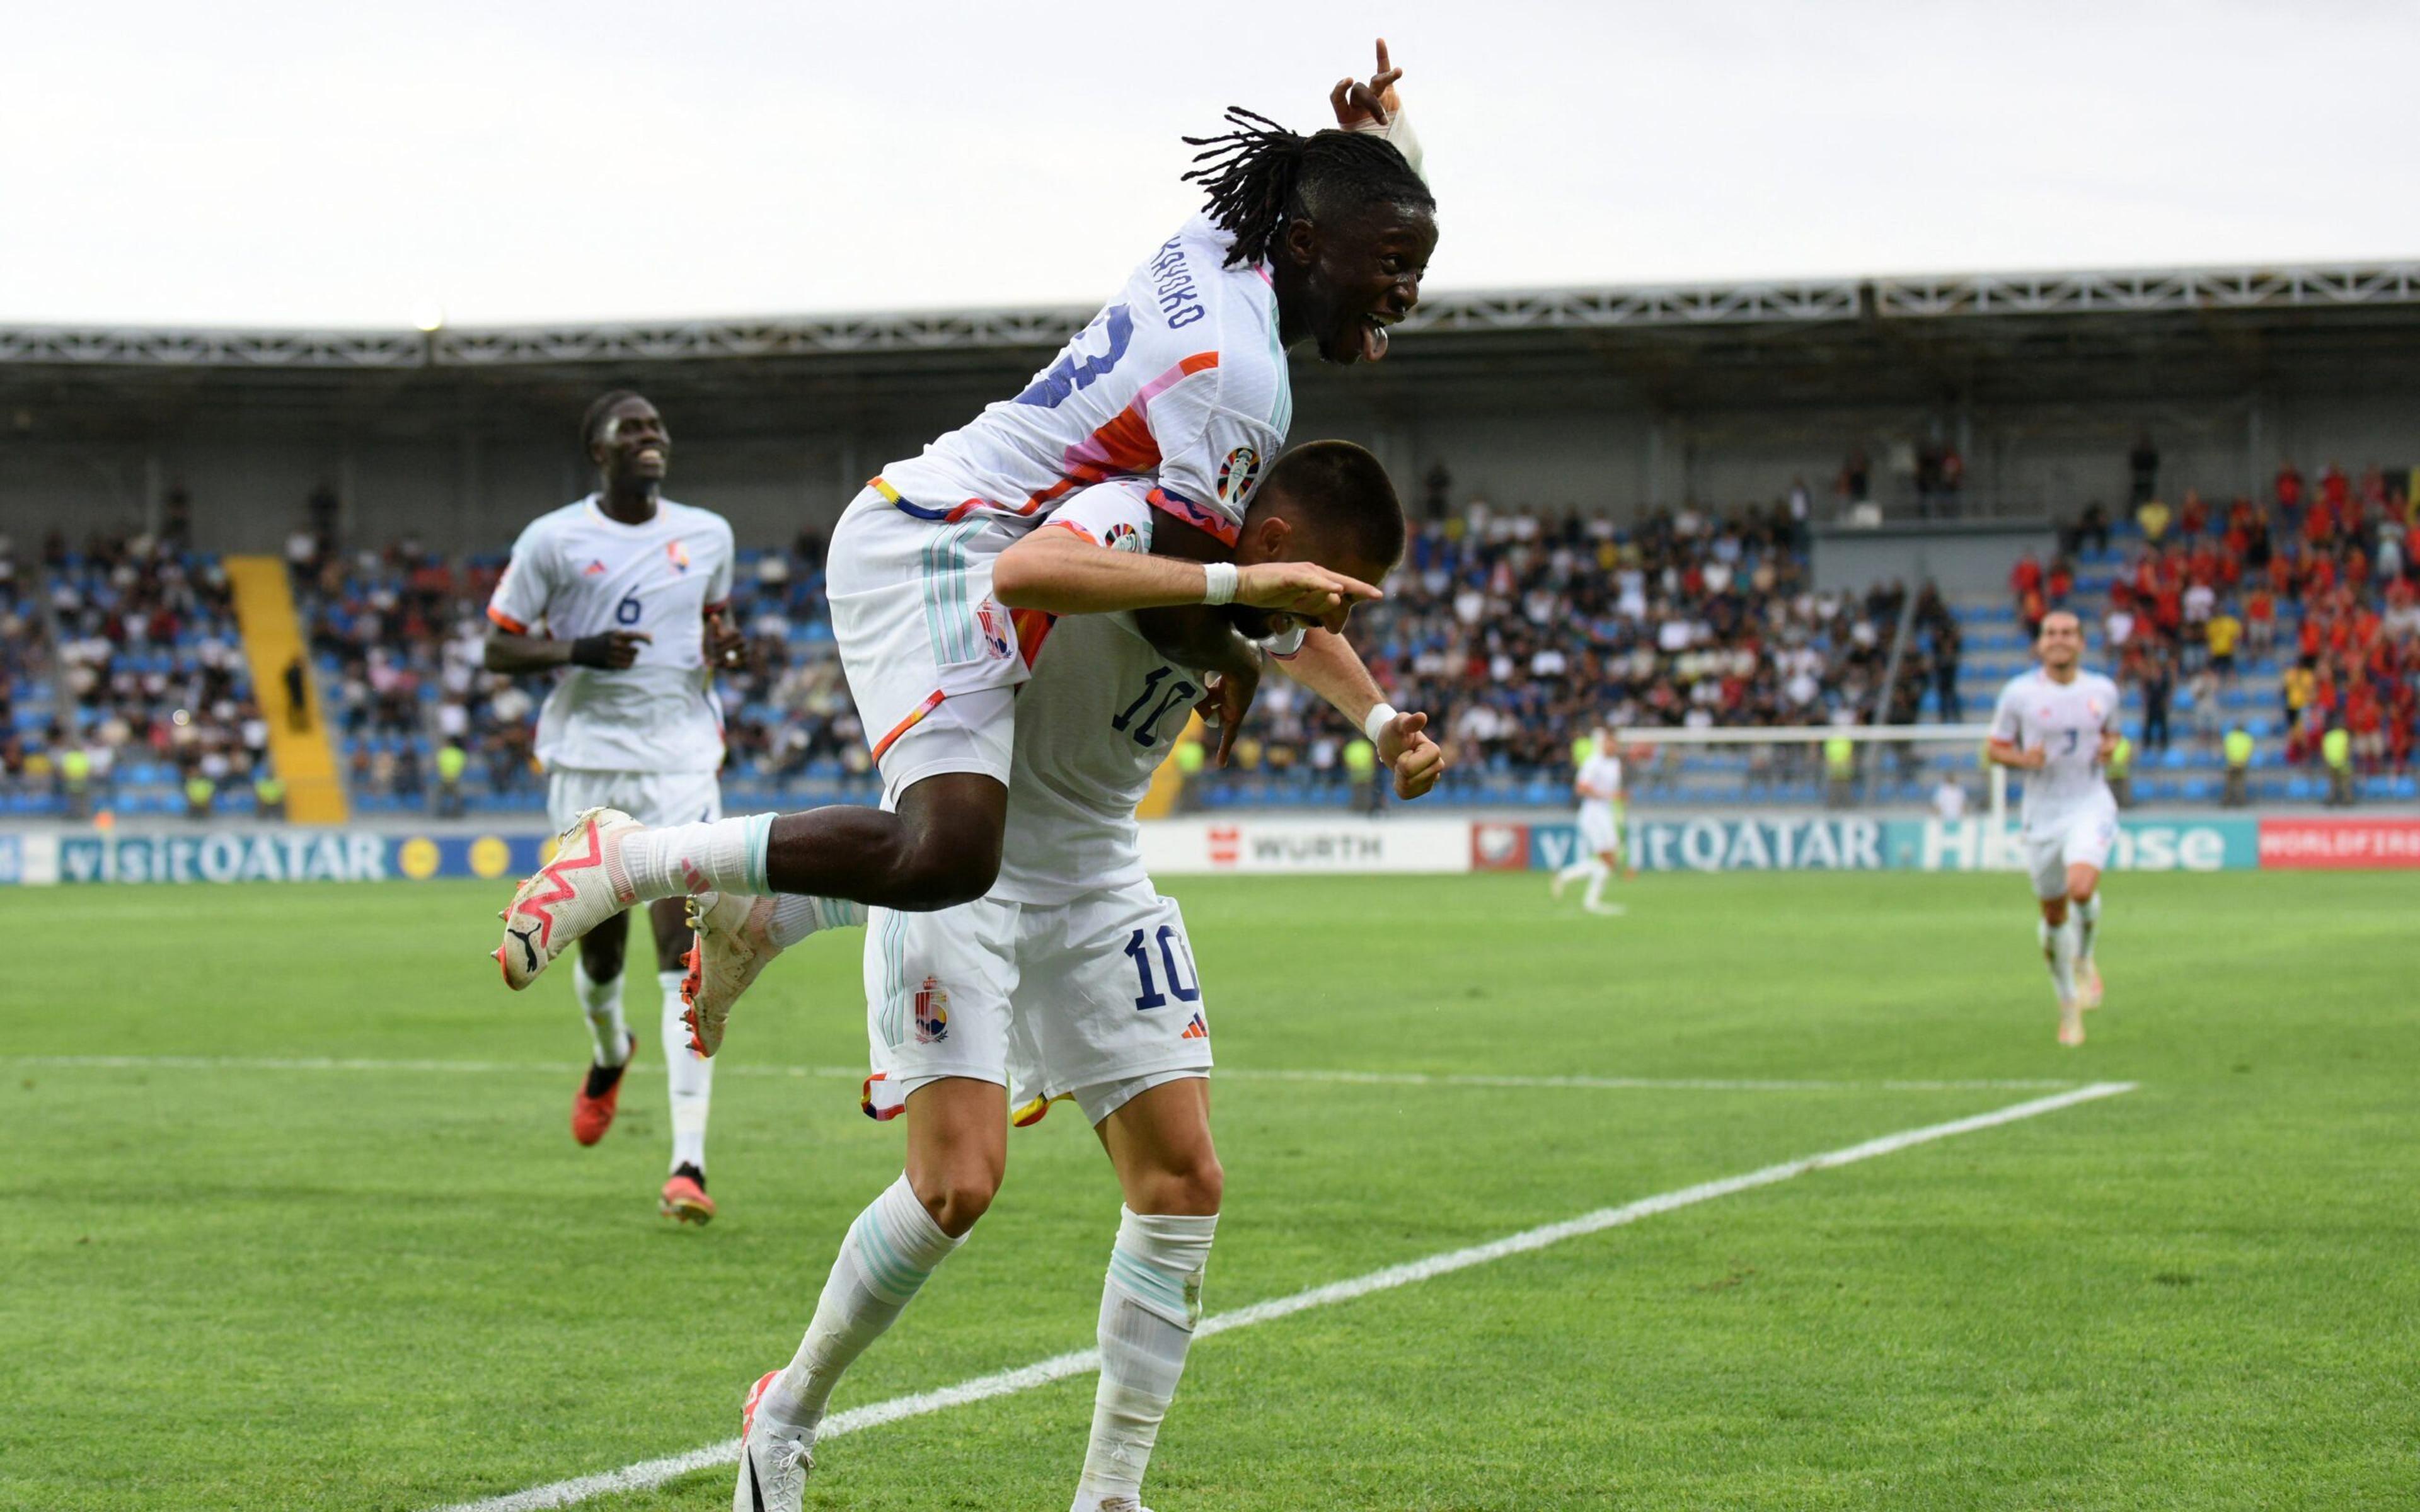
left=581, top=389, right=647, bottom=451
left=1182, top=108, right=1434, bottom=268
left=1255, top=440, right=1407, bottom=568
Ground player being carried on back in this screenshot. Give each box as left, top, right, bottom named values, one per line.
left=492, top=44, right=1439, bottom=1011
left=1986, top=609, right=2122, bottom=1047
left=723, top=444, right=1440, bottom=1512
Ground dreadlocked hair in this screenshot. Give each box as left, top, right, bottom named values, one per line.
left=581, top=389, right=646, bottom=450
left=1182, top=107, right=1433, bottom=268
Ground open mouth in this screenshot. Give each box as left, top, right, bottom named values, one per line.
left=1358, top=316, right=1393, bottom=362
left=633, top=445, right=666, bottom=466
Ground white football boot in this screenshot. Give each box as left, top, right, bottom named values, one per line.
left=494, top=808, right=646, bottom=991
left=734, top=1370, right=815, bottom=1512
left=681, top=891, right=784, bottom=1057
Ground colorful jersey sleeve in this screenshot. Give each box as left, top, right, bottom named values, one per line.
left=1047, top=479, right=1158, bottom=552
left=488, top=515, right=559, bottom=634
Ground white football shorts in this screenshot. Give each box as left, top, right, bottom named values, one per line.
left=1577, top=803, right=1622, bottom=857
left=826, top=484, right=1030, bottom=802
left=2025, top=805, right=2118, bottom=899
left=860, top=878, right=1213, bottom=1128
left=546, top=767, right=722, bottom=832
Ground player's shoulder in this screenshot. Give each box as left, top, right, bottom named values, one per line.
left=657, top=498, right=735, bottom=541
left=2084, top=670, right=2123, bottom=702
left=1997, top=666, right=2041, bottom=701
left=1050, top=478, right=1156, bottom=551
left=512, top=497, right=597, bottom=549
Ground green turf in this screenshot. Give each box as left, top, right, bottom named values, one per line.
left=3, top=871, right=2415, bottom=1510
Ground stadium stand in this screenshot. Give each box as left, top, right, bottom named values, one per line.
left=36, top=531, right=268, bottom=818
left=16, top=460, right=2417, bottom=816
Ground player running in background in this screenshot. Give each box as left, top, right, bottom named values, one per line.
left=492, top=45, right=1437, bottom=1000
left=1551, top=724, right=1628, bottom=915
left=1986, top=609, right=2121, bottom=1047
left=484, top=391, right=744, bottom=1222
left=723, top=446, right=1439, bottom=1512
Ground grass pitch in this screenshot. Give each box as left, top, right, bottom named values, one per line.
left=3, top=870, right=2415, bottom=1510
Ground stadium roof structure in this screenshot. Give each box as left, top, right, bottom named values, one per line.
left=8, top=260, right=2420, bottom=450
left=5, top=261, right=2419, bottom=370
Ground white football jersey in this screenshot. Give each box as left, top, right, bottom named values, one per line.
left=875, top=215, right=1291, bottom=545
left=993, top=481, right=1218, bottom=905
left=1577, top=752, right=1624, bottom=822
left=487, top=496, right=735, bottom=774
left=1990, top=667, right=2122, bottom=833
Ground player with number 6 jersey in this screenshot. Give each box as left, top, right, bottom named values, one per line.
left=485, top=390, right=741, bottom=1223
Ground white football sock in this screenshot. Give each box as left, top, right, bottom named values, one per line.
left=1553, top=859, right=1594, bottom=886
left=572, top=958, right=630, bottom=1065
left=1073, top=1207, right=1217, bottom=1512
left=2038, top=916, right=2078, bottom=1002
left=659, top=970, right=710, bottom=1172
left=614, top=812, right=775, bottom=902
left=2075, top=893, right=2102, bottom=965
left=1581, top=860, right=1613, bottom=910
left=769, top=893, right=868, bottom=949
left=759, top=1174, right=964, bottom=1433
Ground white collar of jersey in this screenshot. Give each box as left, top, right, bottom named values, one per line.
left=584, top=493, right=666, bottom=530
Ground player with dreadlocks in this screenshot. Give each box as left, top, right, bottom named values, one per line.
left=494, top=39, right=1436, bottom=975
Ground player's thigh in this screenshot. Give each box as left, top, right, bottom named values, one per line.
left=858, top=895, right=1020, bottom=1122
left=1578, top=809, right=1618, bottom=857
left=546, top=769, right=618, bottom=832
left=1008, top=883, right=1212, bottom=1129
left=2061, top=808, right=2118, bottom=886
left=2025, top=833, right=2070, bottom=901
left=827, top=492, right=1030, bottom=794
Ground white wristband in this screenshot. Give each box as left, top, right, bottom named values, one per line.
left=1363, top=702, right=1400, bottom=745
left=1201, top=561, right=1238, bottom=606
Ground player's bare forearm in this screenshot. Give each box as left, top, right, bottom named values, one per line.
left=483, top=630, right=572, bottom=674
left=1276, top=626, right=1383, bottom=726
left=994, top=530, right=1219, bottom=616
left=1987, top=740, right=2041, bottom=770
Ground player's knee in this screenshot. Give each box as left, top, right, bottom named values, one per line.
left=918, top=1169, right=1000, bottom=1237
left=1131, top=1151, right=1223, bottom=1216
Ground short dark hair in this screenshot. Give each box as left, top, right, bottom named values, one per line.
left=581, top=389, right=647, bottom=450
left=1255, top=440, right=1405, bottom=567
left=1183, top=109, right=1434, bottom=268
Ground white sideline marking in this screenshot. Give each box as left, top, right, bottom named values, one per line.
left=0, top=1054, right=2077, bottom=1095
left=427, top=1080, right=2136, bottom=1512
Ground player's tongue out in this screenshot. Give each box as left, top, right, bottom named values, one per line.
left=1359, top=318, right=1390, bottom=362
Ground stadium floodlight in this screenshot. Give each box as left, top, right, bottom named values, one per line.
left=412, top=301, right=446, bottom=334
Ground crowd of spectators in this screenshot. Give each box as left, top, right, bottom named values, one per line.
left=8, top=531, right=271, bottom=815
left=2010, top=461, right=2419, bottom=771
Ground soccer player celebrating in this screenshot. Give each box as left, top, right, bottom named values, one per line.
left=492, top=46, right=1436, bottom=1009
left=1551, top=724, right=1627, bottom=915
left=484, top=391, right=744, bottom=1222
left=722, top=444, right=1439, bottom=1512
left=1987, top=609, right=2121, bottom=1046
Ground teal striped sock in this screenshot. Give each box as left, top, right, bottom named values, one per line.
left=762, top=1175, right=962, bottom=1429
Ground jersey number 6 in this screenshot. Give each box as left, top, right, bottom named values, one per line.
left=614, top=593, right=642, bottom=627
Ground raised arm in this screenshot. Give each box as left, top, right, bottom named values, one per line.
left=1274, top=627, right=1443, bottom=798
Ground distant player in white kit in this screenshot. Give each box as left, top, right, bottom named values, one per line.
left=485, top=391, right=744, bottom=1222
left=713, top=445, right=1439, bottom=1512
left=1552, top=724, right=1627, bottom=915
left=1987, top=609, right=2120, bottom=1046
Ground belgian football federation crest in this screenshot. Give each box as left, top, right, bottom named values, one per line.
left=664, top=539, right=691, bottom=573
left=1216, top=446, right=1263, bottom=509
left=976, top=599, right=1013, bottom=661
left=914, top=976, right=950, bottom=1045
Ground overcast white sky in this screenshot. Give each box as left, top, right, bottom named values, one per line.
left=4, top=1, right=2414, bottom=328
